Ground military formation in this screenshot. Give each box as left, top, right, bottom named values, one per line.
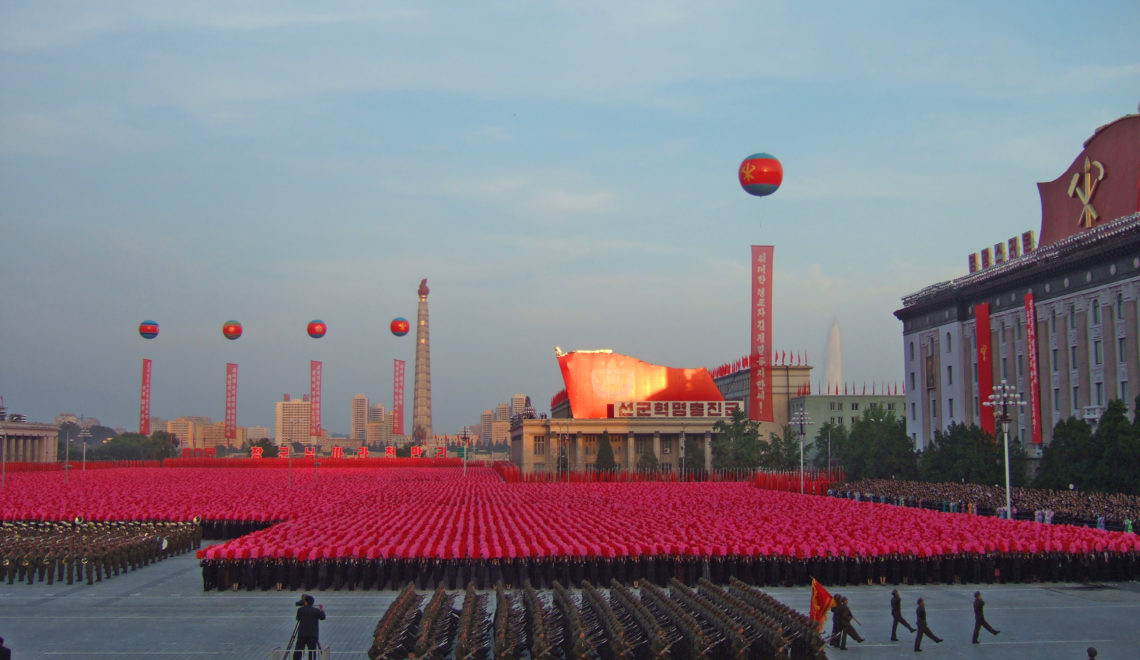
left=1, top=520, right=201, bottom=586
left=366, top=577, right=826, bottom=659
left=197, top=543, right=1140, bottom=595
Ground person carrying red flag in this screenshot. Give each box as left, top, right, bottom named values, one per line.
left=809, top=578, right=836, bottom=633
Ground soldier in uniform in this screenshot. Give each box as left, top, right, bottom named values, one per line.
left=913, top=597, right=942, bottom=652
left=971, top=591, right=1000, bottom=643
left=890, top=589, right=916, bottom=641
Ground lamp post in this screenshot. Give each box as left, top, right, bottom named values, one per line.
left=63, top=427, right=71, bottom=484
left=461, top=427, right=470, bottom=477
left=78, top=426, right=91, bottom=472
left=983, top=379, right=1025, bottom=520
left=790, top=408, right=813, bottom=494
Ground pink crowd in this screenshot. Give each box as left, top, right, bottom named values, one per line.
left=2, top=466, right=1136, bottom=562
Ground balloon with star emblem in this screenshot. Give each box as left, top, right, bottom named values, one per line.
left=738, top=153, right=783, bottom=197
left=307, top=320, right=327, bottom=338
left=390, top=318, right=410, bottom=337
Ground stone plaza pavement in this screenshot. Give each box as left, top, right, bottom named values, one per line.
left=1, top=553, right=1137, bottom=659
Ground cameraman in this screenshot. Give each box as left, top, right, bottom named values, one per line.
left=293, top=594, right=326, bottom=660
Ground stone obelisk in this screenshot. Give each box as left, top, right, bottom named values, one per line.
left=411, top=278, right=433, bottom=445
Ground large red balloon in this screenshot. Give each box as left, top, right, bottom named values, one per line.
left=138, top=321, right=159, bottom=339
left=738, top=153, right=783, bottom=197
left=307, top=320, right=326, bottom=338
left=390, top=318, right=410, bottom=336
left=222, top=320, right=243, bottom=340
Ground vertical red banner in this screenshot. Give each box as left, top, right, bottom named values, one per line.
left=1024, top=293, right=1043, bottom=444
left=975, top=303, right=995, bottom=435
left=309, top=360, right=322, bottom=438
left=393, top=359, right=405, bottom=435
left=225, top=362, right=238, bottom=440
left=139, top=358, right=152, bottom=435
left=749, top=245, right=774, bottom=422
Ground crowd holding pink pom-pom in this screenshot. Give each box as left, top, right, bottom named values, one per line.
left=2, top=465, right=1138, bottom=591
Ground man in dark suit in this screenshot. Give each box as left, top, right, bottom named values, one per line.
left=294, top=594, right=326, bottom=660
left=914, top=597, right=942, bottom=652
left=971, top=591, right=1000, bottom=643
left=890, top=589, right=916, bottom=641
left=0, top=636, right=11, bottom=660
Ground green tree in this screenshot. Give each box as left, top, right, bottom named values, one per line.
left=760, top=425, right=800, bottom=470
left=595, top=430, right=616, bottom=471
left=636, top=450, right=659, bottom=471
left=1033, top=416, right=1094, bottom=490
left=920, top=423, right=1005, bottom=485
left=684, top=434, right=705, bottom=473
left=842, top=407, right=917, bottom=481
left=810, top=421, right=848, bottom=471
left=711, top=409, right=763, bottom=469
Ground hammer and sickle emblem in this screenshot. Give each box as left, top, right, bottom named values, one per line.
left=1067, top=157, right=1105, bottom=229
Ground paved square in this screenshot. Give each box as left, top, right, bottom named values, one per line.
left=1, top=554, right=1137, bottom=658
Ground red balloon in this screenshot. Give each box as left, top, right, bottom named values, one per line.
left=306, top=320, right=326, bottom=338
left=390, top=317, right=410, bottom=336
left=222, top=320, right=243, bottom=340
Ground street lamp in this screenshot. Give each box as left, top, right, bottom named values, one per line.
left=790, top=408, right=813, bottom=494
left=78, top=426, right=91, bottom=472
left=983, top=380, right=1025, bottom=520
left=461, top=427, right=470, bottom=477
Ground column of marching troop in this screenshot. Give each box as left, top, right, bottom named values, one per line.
left=1, top=520, right=201, bottom=586
left=363, top=576, right=827, bottom=659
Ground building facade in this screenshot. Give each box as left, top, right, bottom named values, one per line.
left=350, top=394, right=368, bottom=442
left=274, top=395, right=311, bottom=448
left=1, top=419, right=59, bottom=463
left=895, top=114, right=1140, bottom=452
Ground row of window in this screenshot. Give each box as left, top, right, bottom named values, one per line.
left=911, top=380, right=1131, bottom=423
left=910, top=293, right=1128, bottom=362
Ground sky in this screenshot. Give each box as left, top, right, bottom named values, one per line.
left=2, top=1, right=1138, bottom=437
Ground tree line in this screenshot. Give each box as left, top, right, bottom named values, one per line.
left=708, top=396, right=1140, bottom=495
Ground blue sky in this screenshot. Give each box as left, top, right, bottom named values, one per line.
left=2, top=1, right=1138, bottom=436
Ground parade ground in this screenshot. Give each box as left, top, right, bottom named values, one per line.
left=0, top=553, right=1136, bottom=659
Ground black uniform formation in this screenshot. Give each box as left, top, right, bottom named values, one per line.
left=198, top=544, right=1139, bottom=594
left=365, top=577, right=825, bottom=659
left=1, top=520, right=201, bottom=586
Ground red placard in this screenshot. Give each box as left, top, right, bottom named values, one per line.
left=1024, top=293, right=1043, bottom=444
left=139, top=358, right=152, bottom=435
left=393, top=359, right=405, bottom=435
left=309, top=360, right=322, bottom=437
left=750, top=245, right=774, bottom=421
left=975, top=304, right=994, bottom=435
left=225, top=363, right=238, bottom=440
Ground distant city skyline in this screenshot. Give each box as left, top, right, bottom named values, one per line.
left=2, top=2, right=1137, bottom=434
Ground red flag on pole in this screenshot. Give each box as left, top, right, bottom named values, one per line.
left=809, top=578, right=836, bottom=632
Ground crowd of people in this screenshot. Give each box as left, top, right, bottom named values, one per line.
left=834, top=479, right=1140, bottom=531
left=1, top=520, right=200, bottom=586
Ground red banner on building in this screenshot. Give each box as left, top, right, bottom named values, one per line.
left=975, top=303, right=995, bottom=435
left=139, top=358, right=152, bottom=435
left=393, top=359, right=405, bottom=435
left=1024, top=293, right=1043, bottom=444
left=750, top=245, right=774, bottom=422
left=309, top=360, right=322, bottom=438
left=225, top=362, right=238, bottom=440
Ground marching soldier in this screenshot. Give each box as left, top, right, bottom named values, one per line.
left=890, top=589, right=916, bottom=641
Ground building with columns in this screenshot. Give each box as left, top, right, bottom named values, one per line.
left=895, top=114, right=1140, bottom=453
left=0, top=419, right=59, bottom=464
left=509, top=350, right=743, bottom=475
